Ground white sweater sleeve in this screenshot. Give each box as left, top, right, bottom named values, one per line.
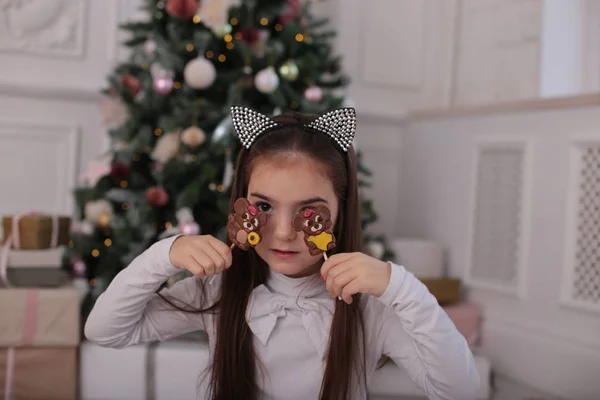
left=84, top=235, right=214, bottom=348
left=376, top=263, right=480, bottom=400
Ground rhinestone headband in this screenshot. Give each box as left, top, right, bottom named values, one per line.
left=230, top=106, right=357, bottom=152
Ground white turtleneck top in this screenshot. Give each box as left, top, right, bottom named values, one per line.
left=84, top=235, right=480, bottom=399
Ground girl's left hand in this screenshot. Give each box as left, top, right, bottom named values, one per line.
left=320, top=252, right=392, bottom=304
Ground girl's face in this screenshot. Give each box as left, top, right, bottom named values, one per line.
left=247, top=155, right=339, bottom=278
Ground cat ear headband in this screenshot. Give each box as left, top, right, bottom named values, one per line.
left=230, top=106, right=357, bottom=152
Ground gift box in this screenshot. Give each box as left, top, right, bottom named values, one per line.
left=81, top=333, right=492, bottom=400
left=420, top=277, right=462, bottom=305
left=2, top=213, right=71, bottom=250
left=0, top=247, right=66, bottom=287
left=0, top=347, right=78, bottom=400
left=443, top=302, right=483, bottom=348
left=80, top=332, right=209, bottom=400
left=1, top=269, right=68, bottom=288
left=0, top=285, right=80, bottom=347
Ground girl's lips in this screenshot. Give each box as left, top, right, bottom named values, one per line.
left=272, top=249, right=299, bottom=259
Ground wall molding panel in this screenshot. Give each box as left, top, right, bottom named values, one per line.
left=464, top=137, right=532, bottom=299
left=0, top=120, right=80, bottom=214
left=0, top=0, right=87, bottom=58
left=560, top=137, right=600, bottom=315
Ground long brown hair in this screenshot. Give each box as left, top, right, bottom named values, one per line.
left=163, top=111, right=366, bottom=399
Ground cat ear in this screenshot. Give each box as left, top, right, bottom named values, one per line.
left=230, top=106, right=280, bottom=149
left=306, top=107, right=357, bottom=152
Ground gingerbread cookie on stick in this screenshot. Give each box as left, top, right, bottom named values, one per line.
left=227, top=197, right=269, bottom=250
left=292, top=205, right=336, bottom=260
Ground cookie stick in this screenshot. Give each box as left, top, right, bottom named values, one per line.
left=226, top=197, right=268, bottom=250
left=209, top=198, right=268, bottom=283
left=292, top=206, right=341, bottom=299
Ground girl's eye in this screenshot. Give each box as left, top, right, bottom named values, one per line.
left=243, top=212, right=250, bottom=220
left=304, top=219, right=313, bottom=227
left=243, top=221, right=253, bottom=230
left=315, top=215, right=322, bottom=223
left=256, top=202, right=272, bottom=213
left=252, top=218, right=259, bottom=227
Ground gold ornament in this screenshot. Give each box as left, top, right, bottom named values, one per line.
left=181, top=126, right=207, bottom=148
left=97, top=212, right=111, bottom=228
left=279, top=60, right=299, bottom=81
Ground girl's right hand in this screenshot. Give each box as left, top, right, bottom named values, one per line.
left=169, top=235, right=233, bottom=277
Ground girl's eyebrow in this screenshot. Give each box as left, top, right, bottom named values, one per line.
left=249, top=192, right=328, bottom=206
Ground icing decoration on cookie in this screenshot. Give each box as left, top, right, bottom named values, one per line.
left=292, top=205, right=336, bottom=256
left=227, top=198, right=268, bottom=250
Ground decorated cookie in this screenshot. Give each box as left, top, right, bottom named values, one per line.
left=227, top=198, right=268, bottom=250
left=292, top=205, right=336, bottom=256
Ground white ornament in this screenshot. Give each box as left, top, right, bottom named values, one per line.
left=212, top=116, right=232, bottom=143
left=84, top=200, right=113, bottom=223
left=367, top=241, right=385, bottom=260
left=212, top=23, right=232, bottom=37
left=176, top=207, right=194, bottom=222
left=254, top=66, right=279, bottom=94
left=195, top=0, right=228, bottom=30
left=151, top=130, right=180, bottom=163
left=304, top=85, right=323, bottom=102
left=181, top=126, right=206, bottom=148
left=144, top=39, right=157, bottom=56
left=184, top=56, right=216, bottom=89
left=72, top=220, right=95, bottom=236
left=80, top=221, right=95, bottom=236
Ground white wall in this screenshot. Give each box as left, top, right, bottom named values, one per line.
left=539, top=0, right=586, bottom=97
left=398, top=97, right=600, bottom=399
left=0, top=0, right=145, bottom=217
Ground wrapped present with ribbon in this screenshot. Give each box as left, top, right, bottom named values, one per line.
left=0, top=286, right=80, bottom=347
left=1, top=212, right=70, bottom=287
left=80, top=332, right=209, bottom=400
left=0, top=247, right=66, bottom=288
left=2, top=212, right=71, bottom=250
left=0, top=347, right=78, bottom=400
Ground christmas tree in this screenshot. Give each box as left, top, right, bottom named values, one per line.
left=64, top=0, right=393, bottom=318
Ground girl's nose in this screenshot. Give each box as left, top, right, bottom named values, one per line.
left=273, top=212, right=296, bottom=242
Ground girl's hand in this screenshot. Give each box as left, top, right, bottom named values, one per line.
left=169, top=235, right=232, bottom=277
left=321, top=252, right=392, bottom=304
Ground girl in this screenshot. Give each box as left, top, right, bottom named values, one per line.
left=85, top=107, right=480, bottom=400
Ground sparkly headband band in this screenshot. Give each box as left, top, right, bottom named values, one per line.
left=230, top=106, right=357, bottom=152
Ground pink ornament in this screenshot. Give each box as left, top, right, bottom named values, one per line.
left=145, top=186, right=169, bottom=207
left=153, top=75, right=174, bottom=95
left=144, top=39, right=157, bottom=55
left=179, top=221, right=201, bottom=236
left=304, top=85, right=323, bottom=103
left=73, top=259, right=86, bottom=277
